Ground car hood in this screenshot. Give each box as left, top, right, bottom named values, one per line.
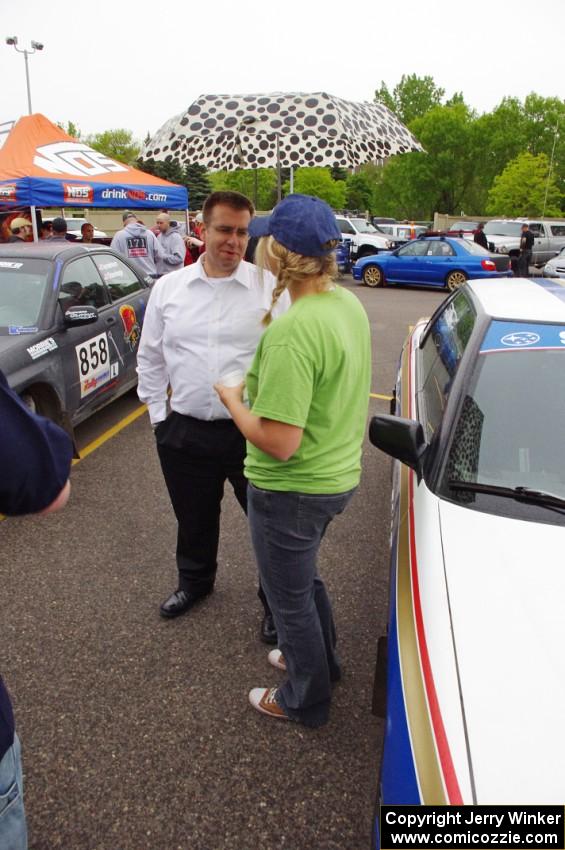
left=439, top=500, right=565, bottom=803
left=484, top=233, right=520, bottom=246
left=0, top=333, right=39, bottom=357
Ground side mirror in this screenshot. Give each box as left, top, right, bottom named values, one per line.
left=64, top=305, right=99, bottom=326
left=369, top=414, right=427, bottom=476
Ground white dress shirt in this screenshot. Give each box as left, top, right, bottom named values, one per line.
left=137, top=256, right=290, bottom=424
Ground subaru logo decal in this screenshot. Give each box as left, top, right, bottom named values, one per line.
left=501, top=331, right=541, bottom=347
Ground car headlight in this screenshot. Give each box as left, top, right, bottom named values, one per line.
left=544, top=266, right=558, bottom=277
left=498, top=244, right=508, bottom=254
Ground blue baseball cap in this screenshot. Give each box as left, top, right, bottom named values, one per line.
left=248, top=194, right=341, bottom=257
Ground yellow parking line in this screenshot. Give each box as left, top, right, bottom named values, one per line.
left=72, top=404, right=148, bottom=466
left=370, top=392, right=393, bottom=401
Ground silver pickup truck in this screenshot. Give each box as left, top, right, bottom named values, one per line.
left=484, top=219, right=565, bottom=266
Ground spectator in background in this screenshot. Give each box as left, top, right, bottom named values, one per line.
left=8, top=217, right=33, bottom=243
left=79, top=222, right=94, bottom=244
left=50, top=217, right=68, bottom=242
left=39, top=221, right=53, bottom=240
left=111, top=211, right=161, bottom=277
left=518, top=223, right=534, bottom=277
left=155, top=213, right=186, bottom=275
left=0, top=370, right=73, bottom=850
left=474, top=222, right=489, bottom=250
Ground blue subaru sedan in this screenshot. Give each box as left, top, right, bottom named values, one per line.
left=352, top=236, right=512, bottom=291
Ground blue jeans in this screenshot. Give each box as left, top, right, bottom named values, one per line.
left=247, top=484, right=356, bottom=727
left=0, top=735, right=27, bottom=850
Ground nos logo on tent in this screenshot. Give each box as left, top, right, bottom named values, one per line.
left=34, top=142, right=128, bottom=177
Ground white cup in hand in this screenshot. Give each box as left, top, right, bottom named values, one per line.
left=219, top=369, right=245, bottom=387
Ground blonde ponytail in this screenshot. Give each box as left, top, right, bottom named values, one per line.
left=256, top=236, right=339, bottom=326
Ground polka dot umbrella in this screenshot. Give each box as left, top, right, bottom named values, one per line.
left=142, top=91, right=424, bottom=172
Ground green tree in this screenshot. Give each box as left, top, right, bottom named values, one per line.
left=209, top=169, right=277, bottom=210
left=85, top=129, right=141, bottom=165
left=57, top=120, right=80, bottom=138
left=372, top=103, right=478, bottom=218
left=345, top=171, right=374, bottom=213
left=287, top=168, right=346, bottom=209
left=137, top=157, right=184, bottom=185
left=183, top=163, right=213, bottom=209
left=486, top=152, right=562, bottom=217
left=375, top=74, right=445, bottom=125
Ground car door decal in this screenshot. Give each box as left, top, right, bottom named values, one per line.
left=75, top=332, right=111, bottom=397
left=118, top=304, right=141, bottom=351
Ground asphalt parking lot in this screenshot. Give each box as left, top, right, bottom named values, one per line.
left=0, top=279, right=446, bottom=850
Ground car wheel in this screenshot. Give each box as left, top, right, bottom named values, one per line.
left=20, top=385, right=62, bottom=425
left=445, top=270, right=467, bottom=291
left=20, top=390, right=39, bottom=414
left=362, top=264, right=385, bottom=288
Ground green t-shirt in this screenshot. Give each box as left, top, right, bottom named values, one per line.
left=245, top=285, right=371, bottom=494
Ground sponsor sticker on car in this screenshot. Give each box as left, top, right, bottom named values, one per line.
left=27, top=337, right=58, bottom=359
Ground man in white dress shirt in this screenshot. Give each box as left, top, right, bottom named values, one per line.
left=137, top=191, right=289, bottom=641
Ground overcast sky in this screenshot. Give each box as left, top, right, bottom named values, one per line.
left=1, top=0, right=563, bottom=146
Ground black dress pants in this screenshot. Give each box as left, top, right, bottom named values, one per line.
left=155, top=412, right=271, bottom=615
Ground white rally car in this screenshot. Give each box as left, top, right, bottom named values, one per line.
left=370, top=277, right=565, bottom=813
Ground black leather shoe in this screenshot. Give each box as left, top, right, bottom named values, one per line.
left=160, top=589, right=210, bottom=619
left=260, top=613, right=278, bottom=645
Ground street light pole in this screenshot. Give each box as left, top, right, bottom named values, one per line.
left=5, top=36, right=44, bottom=115
left=542, top=121, right=560, bottom=219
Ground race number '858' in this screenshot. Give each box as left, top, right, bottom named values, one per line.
left=76, top=333, right=109, bottom=376
left=75, top=333, right=112, bottom=399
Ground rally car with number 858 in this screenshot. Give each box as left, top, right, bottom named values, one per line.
left=0, top=242, right=154, bottom=449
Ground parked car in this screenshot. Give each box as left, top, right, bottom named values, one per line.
left=376, top=223, right=428, bottom=248
left=370, top=277, right=565, bottom=825
left=484, top=219, right=565, bottom=266
left=0, top=242, right=153, bottom=448
left=334, top=215, right=391, bottom=261
left=542, top=245, right=565, bottom=279
left=448, top=220, right=480, bottom=235
left=42, top=216, right=108, bottom=240
left=352, top=236, right=511, bottom=290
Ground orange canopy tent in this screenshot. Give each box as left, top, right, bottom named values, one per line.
left=0, top=114, right=188, bottom=238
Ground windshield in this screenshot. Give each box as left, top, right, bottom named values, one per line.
left=449, top=221, right=478, bottom=231
left=484, top=221, right=522, bottom=237
left=0, top=259, right=52, bottom=329
left=350, top=218, right=377, bottom=233
left=442, top=321, right=565, bottom=504
left=65, top=220, right=85, bottom=231
left=457, top=240, right=490, bottom=255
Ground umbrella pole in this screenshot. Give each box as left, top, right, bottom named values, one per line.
left=276, top=134, right=282, bottom=203
left=289, top=166, right=294, bottom=194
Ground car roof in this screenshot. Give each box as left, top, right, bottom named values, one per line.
left=0, top=242, right=113, bottom=261
left=468, top=277, right=565, bottom=323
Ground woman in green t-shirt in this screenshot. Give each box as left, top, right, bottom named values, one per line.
left=215, top=194, right=371, bottom=727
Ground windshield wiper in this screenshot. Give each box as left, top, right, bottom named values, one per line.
left=448, top=480, right=565, bottom=513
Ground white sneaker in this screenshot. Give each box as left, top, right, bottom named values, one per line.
left=267, top=649, right=286, bottom=671
left=249, top=687, right=289, bottom=720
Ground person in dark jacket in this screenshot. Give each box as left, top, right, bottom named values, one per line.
left=0, top=371, right=73, bottom=850
left=518, top=223, right=535, bottom=277
left=474, top=222, right=489, bottom=250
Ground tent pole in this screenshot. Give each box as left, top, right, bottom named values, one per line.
left=30, top=205, right=39, bottom=243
